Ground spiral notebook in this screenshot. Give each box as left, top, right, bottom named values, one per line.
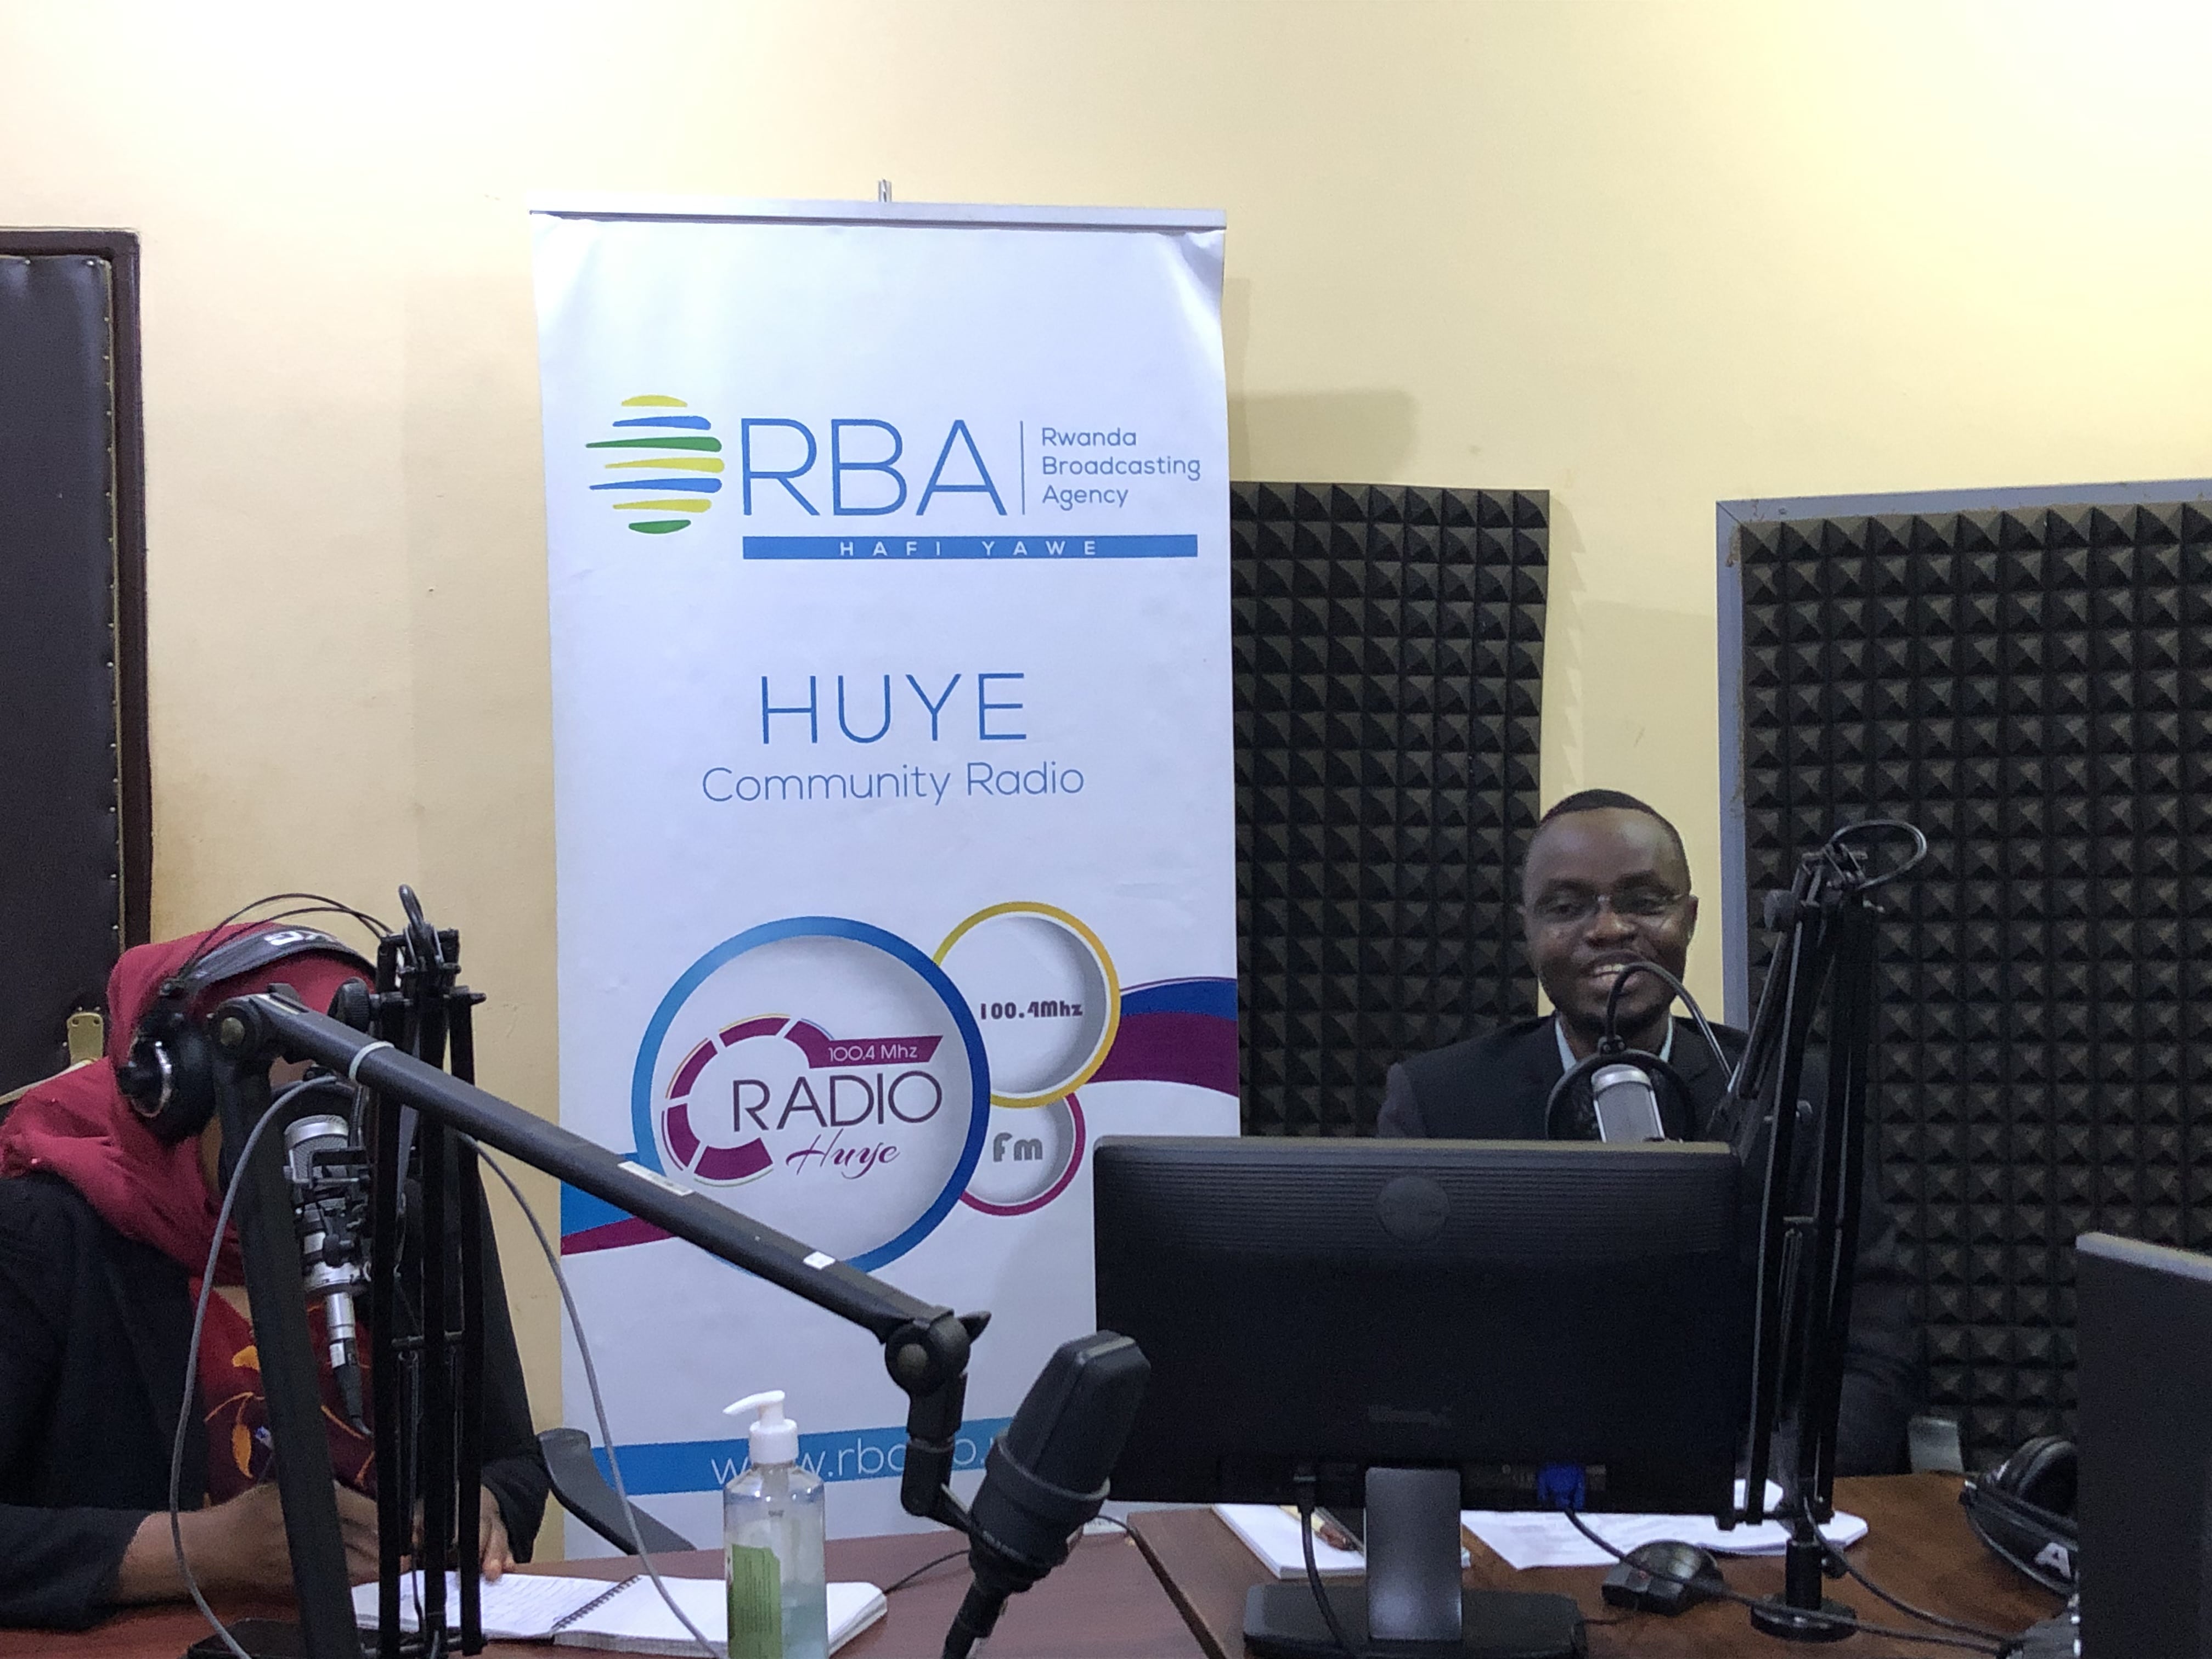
left=351, top=1571, right=886, bottom=1654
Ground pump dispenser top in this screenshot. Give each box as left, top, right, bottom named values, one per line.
left=725, top=1390, right=798, bottom=1467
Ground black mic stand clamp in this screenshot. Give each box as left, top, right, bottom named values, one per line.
left=1711, top=820, right=1925, bottom=1644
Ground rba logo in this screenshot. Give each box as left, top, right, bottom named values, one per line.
left=658, top=1016, right=949, bottom=1188
left=590, top=396, right=1009, bottom=524
left=633, top=917, right=988, bottom=1269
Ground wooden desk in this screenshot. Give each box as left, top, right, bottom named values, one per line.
left=1126, top=1475, right=2061, bottom=1657
left=1, top=1526, right=1203, bottom=1659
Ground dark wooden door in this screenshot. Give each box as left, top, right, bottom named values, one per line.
left=0, top=231, right=149, bottom=1094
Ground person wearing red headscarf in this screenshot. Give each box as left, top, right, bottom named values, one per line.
left=0, top=927, right=549, bottom=1629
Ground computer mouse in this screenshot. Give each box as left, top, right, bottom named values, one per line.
left=1600, top=1539, right=1728, bottom=1615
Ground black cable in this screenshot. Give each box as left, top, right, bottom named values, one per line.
left=882, top=1548, right=969, bottom=1595
left=1294, top=1475, right=1362, bottom=1659
left=1559, top=1509, right=2015, bottom=1655
left=171, top=1087, right=308, bottom=1659
left=1110, top=1510, right=1207, bottom=1643
left=475, top=1149, right=718, bottom=1659
left=1816, top=1527, right=2024, bottom=1644
left=1597, top=957, right=1730, bottom=1075
left=1825, top=818, right=1930, bottom=890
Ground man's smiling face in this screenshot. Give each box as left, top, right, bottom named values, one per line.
left=1520, top=806, right=1697, bottom=1048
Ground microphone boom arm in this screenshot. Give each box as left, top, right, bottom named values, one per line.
left=207, top=988, right=989, bottom=1657
left=1710, top=819, right=1922, bottom=1643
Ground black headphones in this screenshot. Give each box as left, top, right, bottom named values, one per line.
left=1960, top=1434, right=2078, bottom=1594
left=114, top=925, right=374, bottom=1144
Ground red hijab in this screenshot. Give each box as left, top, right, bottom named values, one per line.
left=0, top=926, right=373, bottom=1281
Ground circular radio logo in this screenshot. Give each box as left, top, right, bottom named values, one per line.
left=631, top=918, right=989, bottom=1269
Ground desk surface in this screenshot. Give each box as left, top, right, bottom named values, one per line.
left=1127, top=1474, right=2059, bottom=1657
left=1, top=1526, right=1203, bottom=1659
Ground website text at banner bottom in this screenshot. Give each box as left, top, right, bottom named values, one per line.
left=743, top=534, right=1198, bottom=560
left=589, top=1418, right=1017, bottom=1492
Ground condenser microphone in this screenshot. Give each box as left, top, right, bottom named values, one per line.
left=1589, top=1062, right=1668, bottom=1142
left=942, top=1331, right=1150, bottom=1659
left=283, top=1110, right=371, bottom=1429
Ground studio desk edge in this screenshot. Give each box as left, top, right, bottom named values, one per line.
left=0, top=1476, right=2050, bottom=1659
left=0, top=1526, right=1204, bottom=1659
left=1125, top=1473, right=2061, bottom=1658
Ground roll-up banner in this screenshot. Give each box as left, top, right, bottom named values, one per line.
left=531, top=197, right=1238, bottom=1542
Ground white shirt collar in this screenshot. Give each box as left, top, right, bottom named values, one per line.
left=1555, top=1012, right=1672, bottom=1071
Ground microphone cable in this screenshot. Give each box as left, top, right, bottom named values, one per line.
left=1597, top=958, right=1730, bottom=1076
left=475, top=1148, right=719, bottom=1659
left=1546, top=958, right=1726, bottom=1141
left=171, top=1080, right=325, bottom=1659
left=1816, top=1527, right=2040, bottom=1645
left=1292, top=1471, right=1363, bottom=1659
left=1825, top=818, right=1931, bottom=891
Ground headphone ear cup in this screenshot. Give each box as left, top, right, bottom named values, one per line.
left=161, top=1022, right=221, bottom=1143
left=1963, top=1435, right=2079, bottom=1593
left=117, top=1002, right=221, bottom=1144
left=1997, top=1435, right=2078, bottom=1519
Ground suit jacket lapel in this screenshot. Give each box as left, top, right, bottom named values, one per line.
left=1669, top=1018, right=1745, bottom=1136
left=1500, top=1019, right=1567, bottom=1138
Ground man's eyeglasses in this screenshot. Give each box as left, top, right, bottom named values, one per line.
left=1523, top=886, right=1689, bottom=928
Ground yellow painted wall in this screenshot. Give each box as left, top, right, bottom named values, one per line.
left=6, top=0, right=2210, bottom=1508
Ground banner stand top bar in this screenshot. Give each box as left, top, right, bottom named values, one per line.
left=527, top=193, right=1225, bottom=234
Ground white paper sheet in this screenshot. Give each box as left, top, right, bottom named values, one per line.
left=554, top=1576, right=887, bottom=1656
left=1461, top=1482, right=1869, bottom=1571
left=351, top=1571, right=614, bottom=1638
left=353, top=1571, right=885, bottom=1654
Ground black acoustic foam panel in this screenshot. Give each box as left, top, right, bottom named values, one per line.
left=1233, top=483, right=1548, bottom=1139
left=0, top=241, right=146, bottom=1096
left=1733, top=500, right=2212, bottom=1464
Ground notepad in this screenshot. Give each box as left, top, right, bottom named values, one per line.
left=1214, top=1505, right=1471, bottom=1581
left=1214, top=1504, right=1367, bottom=1580
left=351, top=1572, right=887, bottom=1655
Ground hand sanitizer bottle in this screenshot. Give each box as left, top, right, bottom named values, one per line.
left=723, top=1390, right=827, bottom=1659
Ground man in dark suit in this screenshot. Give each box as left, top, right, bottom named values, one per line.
left=1378, top=788, right=1923, bottom=1476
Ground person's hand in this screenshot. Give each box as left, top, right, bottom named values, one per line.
left=410, top=1486, right=516, bottom=1582
left=115, top=1481, right=380, bottom=1603
left=477, top=1486, right=515, bottom=1582
left=333, top=1484, right=380, bottom=1583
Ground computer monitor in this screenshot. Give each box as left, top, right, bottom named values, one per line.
left=1094, top=1136, right=1751, bottom=1659
left=2074, top=1232, right=2212, bottom=1659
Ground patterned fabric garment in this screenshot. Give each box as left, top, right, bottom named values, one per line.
left=192, top=1285, right=375, bottom=1504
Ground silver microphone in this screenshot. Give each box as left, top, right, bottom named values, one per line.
left=1589, top=1063, right=1668, bottom=1142
left=284, top=1111, right=370, bottom=1429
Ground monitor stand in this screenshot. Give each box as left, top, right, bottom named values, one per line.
left=1243, top=1469, right=1585, bottom=1659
